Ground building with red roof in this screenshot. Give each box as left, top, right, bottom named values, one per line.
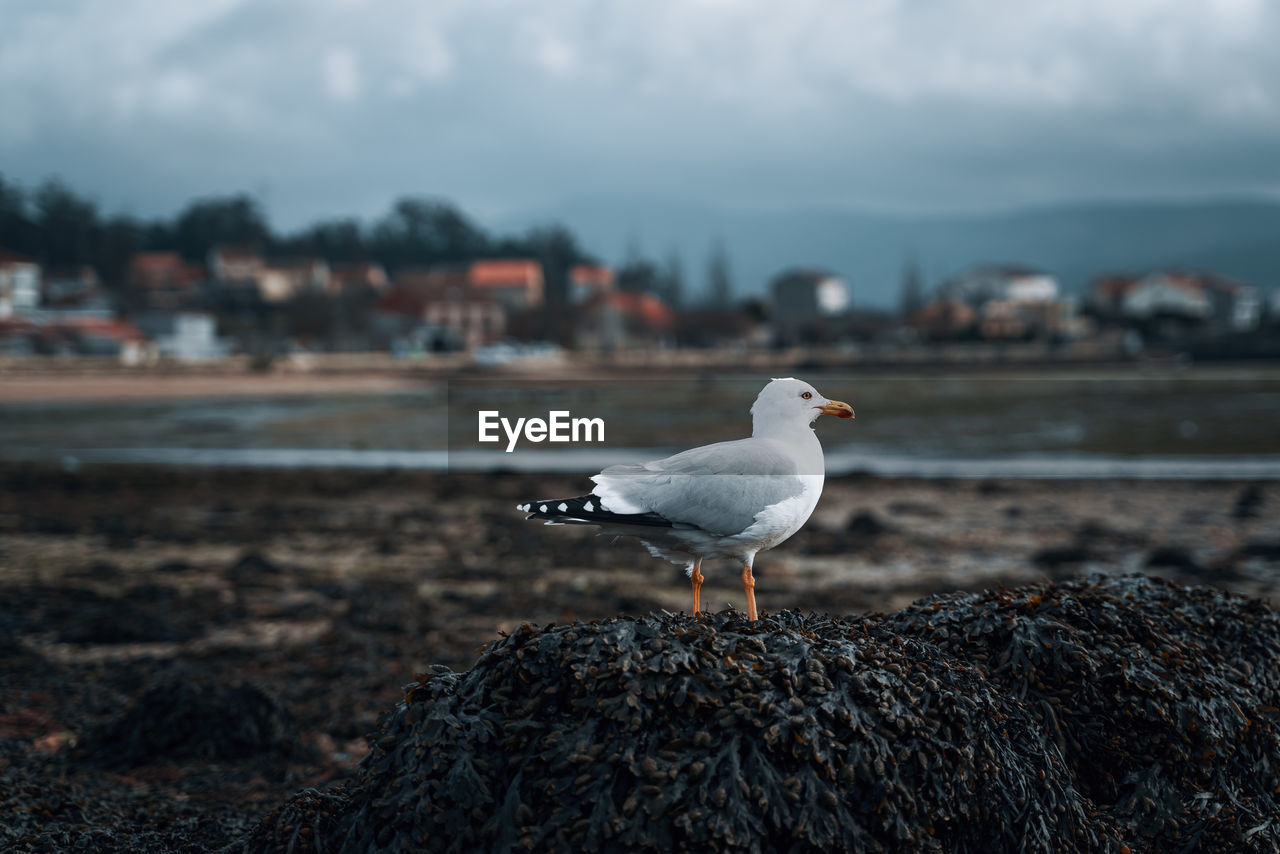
left=129, top=252, right=204, bottom=310
left=577, top=290, right=677, bottom=350
left=467, top=259, right=543, bottom=310
left=377, top=268, right=505, bottom=350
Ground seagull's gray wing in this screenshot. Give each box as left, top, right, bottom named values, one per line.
left=590, top=438, right=805, bottom=536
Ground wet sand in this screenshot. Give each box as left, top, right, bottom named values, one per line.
left=0, top=367, right=427, bottom=403
left=1, top=464, right=1277, bottom=850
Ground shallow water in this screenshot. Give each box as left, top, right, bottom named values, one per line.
left=16, top=445, right=1280, bottom=479
left=2, top=368, right=1278, bottom=478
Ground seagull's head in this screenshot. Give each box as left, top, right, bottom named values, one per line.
left=750, top=377, right=854, bottom=435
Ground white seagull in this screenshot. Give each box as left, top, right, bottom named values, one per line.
left=518, top=378, right=854, bottom=619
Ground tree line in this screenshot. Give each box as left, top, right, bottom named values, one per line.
left=0, top=174, right=591, bottom=307
left=0, top=174, right=758, bottom=350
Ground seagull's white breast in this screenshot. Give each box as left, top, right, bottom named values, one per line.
left=730, top=472, right=824, bottom=555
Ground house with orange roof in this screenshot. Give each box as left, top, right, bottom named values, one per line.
left=377, top=268, right=505, bottom=351
left=577, top=290, right=676, bottom=350
left=468, top=259, right=543, bottom=311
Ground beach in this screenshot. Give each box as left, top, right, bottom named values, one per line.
left=3, top=464, right=1277, bottom=850
left=2, top=362, right=1278, bottom=849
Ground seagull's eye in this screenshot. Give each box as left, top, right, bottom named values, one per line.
left=801, top=392, right=812, bottom=400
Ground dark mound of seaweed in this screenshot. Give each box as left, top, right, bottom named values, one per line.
left=235, top=575, right=1280, bottom=853
left=78, top=673, right=300, bottom=769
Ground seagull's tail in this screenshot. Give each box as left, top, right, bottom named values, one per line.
left=518, top=494, right=673, bottom=528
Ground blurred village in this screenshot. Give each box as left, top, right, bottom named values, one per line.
left=2, top=179, right=1278, bottom=369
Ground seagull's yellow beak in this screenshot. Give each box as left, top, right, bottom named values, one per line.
left=816, top=400, right=855, bottom=419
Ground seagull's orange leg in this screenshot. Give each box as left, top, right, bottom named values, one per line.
left=741, top=563, right=757, bottom=621
left=690, top=558, right=704, bottom=616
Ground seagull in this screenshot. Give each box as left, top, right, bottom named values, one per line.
left=518, top=378, right=854, bottom=620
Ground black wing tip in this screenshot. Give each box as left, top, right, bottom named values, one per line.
left=517, top=494, right=672, bottom=527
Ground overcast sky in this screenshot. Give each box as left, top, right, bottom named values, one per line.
left=2, top=0, right=1278, bottom=230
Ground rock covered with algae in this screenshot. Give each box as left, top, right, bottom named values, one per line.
left=77, top=671, right=301, bottom=769
left=234, top=575, right=1280, bottom=853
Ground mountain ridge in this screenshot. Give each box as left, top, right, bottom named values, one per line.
left=492, top=196, right=1280, bottom=306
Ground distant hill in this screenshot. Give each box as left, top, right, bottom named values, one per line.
left=493, top=197, right=1280, bottom=307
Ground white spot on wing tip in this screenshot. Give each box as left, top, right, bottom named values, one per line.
left=540, top=504, right=548, bottom=513
left=584, top=501, right=594, bottom=512
left=558, top=502, right=568, bottom=512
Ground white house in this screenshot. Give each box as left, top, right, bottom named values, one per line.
left=772, top=268, right=849, bottom=320
left=259, top=257, right=331, bottom=302
left=940, top=264, right=1059, bottom=305
left=1213, top=281, right=1262, bottom=331
left=1122, top=272, right=1261, bottom=331
left=0, top=249, right=41, bottom=318
left=136, top=312, right=228, bottom=360
left=1121, top=273, right=1211, bottom=321
left=208, top=245, right=264, bottom=282
left=1006, top=273, right=1059, bottom=303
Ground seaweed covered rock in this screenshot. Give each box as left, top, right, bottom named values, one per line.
left=239, top=575, right=1280, bottom=854
left=227, top=786, right=350, bottom=854
left=77, top=672, right=300, bottom=769
left=347, top=618, right=1089, bottom=853
left=883, top=574, right=1280, bottom=851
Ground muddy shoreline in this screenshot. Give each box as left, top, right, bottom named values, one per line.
left=1, top=464, right=1277, bottom=851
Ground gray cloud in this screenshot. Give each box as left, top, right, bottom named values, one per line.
left=1, top=0, right=1277, bottom=228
